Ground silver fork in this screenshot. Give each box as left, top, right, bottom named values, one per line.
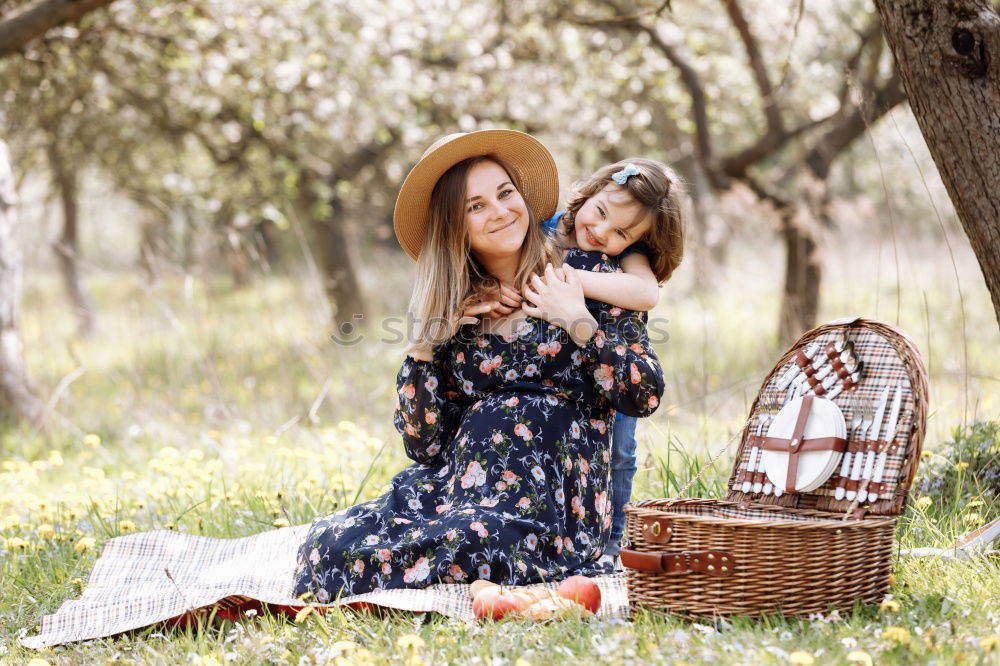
left=845, top=398, right=875, bottom=501
left=742, top=395, right=773, bottom=493
left=758, top=395, right=782, bottom=494
left=769, top=391, right=795, bottom=496
left=834, top=393, right=863, bottom=500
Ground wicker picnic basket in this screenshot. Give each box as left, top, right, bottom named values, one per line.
left=621, top=317, right=929, bottom=617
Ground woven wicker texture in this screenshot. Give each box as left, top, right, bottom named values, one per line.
left=624, top=499, right=895, bottom=617
left=623, top=318, right=928, bottom=617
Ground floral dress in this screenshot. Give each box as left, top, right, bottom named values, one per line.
left=293, top=249, right=664, bottom=601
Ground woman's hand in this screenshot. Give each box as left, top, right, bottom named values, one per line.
left=461, top=284, right=523, bottom=323
left=522, top=263, right=598, bottom=346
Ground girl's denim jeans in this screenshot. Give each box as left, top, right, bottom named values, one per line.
left=607, top=414, right=638, bottom=556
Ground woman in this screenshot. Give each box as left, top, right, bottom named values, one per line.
left=294, top=130, right=664, bottom=601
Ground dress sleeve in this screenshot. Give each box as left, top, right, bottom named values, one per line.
left=579, top=309, right=664, bottom=418
left=393, top=350, right=467, bottom=465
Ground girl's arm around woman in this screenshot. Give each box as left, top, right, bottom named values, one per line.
left=523, top=263, right=664, bottom=418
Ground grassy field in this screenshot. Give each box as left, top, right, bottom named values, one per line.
left=3, top=238, right=1000, bottom=664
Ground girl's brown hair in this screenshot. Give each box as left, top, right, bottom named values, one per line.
left=409, top=155, right=558, bottom=347
left=561, top=158, right=686, bottom=283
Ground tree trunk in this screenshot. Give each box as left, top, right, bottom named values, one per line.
left=137, top=200, right=166, bottom=284
left=299, top=186, right=366, bottom=328
left=222, top=229, right=252, bottom=289
left=48, top=143, right=96, bottom=337
left=777, top=175, right=829, bottom=345
left=876, top=0, right=1000, bottom=328
left=0, top=140, right=43, bottom=427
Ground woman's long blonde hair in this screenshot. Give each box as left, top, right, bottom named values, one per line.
left=409, top=155, right=558, bottom=347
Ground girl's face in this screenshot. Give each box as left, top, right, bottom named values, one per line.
left=574, top=184, right=652, bottom=255
left=464, top=160, right=529, bottom=264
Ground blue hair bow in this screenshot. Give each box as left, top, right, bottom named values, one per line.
left=611, top=164, right=640, bottom=185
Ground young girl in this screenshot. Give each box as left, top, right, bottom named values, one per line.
left=467, top=158, right=686, bottom=563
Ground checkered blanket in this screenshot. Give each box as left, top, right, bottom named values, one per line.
left=20, top=525, right=629, bottom=648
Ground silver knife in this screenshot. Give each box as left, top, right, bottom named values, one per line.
left=868, top=384, right=903, bottom=502
left=847, top=385, right=889, bottom=501
left=857, top=385, right=891, bottom=503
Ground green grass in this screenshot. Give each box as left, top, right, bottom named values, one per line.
left=3, top=253, right=1000, bottom=664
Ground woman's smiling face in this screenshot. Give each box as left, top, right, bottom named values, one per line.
left=464, top=160, right=529, bottom=263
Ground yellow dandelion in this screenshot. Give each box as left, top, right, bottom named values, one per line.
left=955, top=461, right=970, bottom=470
left=70, top=577, right=84, bottom=590
left=74, top=536, right=96, bottom=552
left=920, top=450, right=932, bottom=460
left=353, top=648, right=373, bottom=663
left=191, top=656, right=223, bottom=666
left=118, top=520, right=137, bottom=533
left=879, top=598, right=901, bottom=613
left=83, top=434, right=101, bottom=448
left=981, top=635, right=1000, bottom=651
left=967, top=499, right=984, bottom=509
left=47, top=450, right=64, bottom=467
left=883, top=626, right=911, bottom=645
left=272, top=517, right=290, bottom=528
left=846, top=650, right=873, bottom=666
left=888, top=573, right=898, bottom=587
left=397, top=633, right=425, bottom=650
left=5, top=536, right=29, bottom=550
left=515, top=660, right=532, bottom=666
left=788, top=651, right=815, bottom=665
left=294, top=606, right=315, bottom=623
left=914, top=496, right=932, bottom=510
left=331, top=640, right=358, bottom=653
left=963, top=513, right=982, bottom=526
left=37, top=524, right=56, bottom=540
left=27, top=658, right=53, bottom=666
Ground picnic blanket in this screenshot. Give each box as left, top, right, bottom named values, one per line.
left=20, top=525, right=630, bottom=648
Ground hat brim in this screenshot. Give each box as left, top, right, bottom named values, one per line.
left=393, top=130, right=559, bottom=259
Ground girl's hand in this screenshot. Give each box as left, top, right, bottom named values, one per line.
left=522, top=263, right=597, bottom=345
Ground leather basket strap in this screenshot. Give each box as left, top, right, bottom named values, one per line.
left=760, top=436, right=848, bottom=454
left=785, top=394, right=815, bottom=493
left=620, top=549, right=735, bottom=577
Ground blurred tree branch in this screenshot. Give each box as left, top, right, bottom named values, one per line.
left=0, top=0, right=115, bottom=59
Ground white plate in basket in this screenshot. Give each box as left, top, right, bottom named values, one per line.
left=762, top=396, right=846, bottom=493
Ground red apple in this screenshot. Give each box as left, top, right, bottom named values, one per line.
left=472, top=585, right=521, bottom=620
left=556, top=575, right=601, bottom=614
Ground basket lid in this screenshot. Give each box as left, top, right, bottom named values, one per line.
left=724, top=318, right=929, bottom=517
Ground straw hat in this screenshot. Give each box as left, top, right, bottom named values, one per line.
left=393, top=129, right=559, bottom=259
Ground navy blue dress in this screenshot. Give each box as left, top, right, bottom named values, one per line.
left=293, top=249, right=664, bottom=601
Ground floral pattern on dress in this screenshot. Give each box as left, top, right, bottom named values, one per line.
left=293, top=249, right=664, bottom=600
